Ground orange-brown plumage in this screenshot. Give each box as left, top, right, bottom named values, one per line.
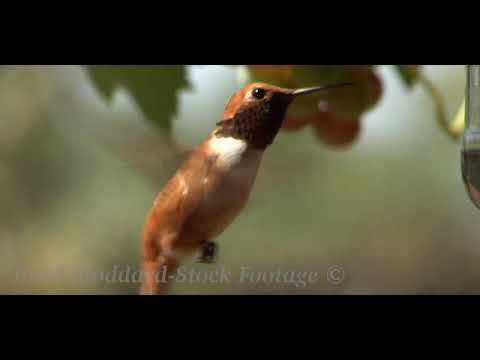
left=141, top=81, right=353, bottom=295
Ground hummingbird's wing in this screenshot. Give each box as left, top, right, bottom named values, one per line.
left=81, top=116, right=194, bottom=188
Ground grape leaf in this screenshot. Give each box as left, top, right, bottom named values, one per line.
left=86, top=65, right=190, bottom=131
left=395, top=65, right=421, bottom=88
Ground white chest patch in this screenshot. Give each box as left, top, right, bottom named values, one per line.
left=209, top=136, right=248, bottom=169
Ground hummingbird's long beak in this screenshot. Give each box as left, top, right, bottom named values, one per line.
left=291, top=82, right=354, bottom=97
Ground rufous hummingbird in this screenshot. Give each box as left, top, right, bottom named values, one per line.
left=141, top=81, right=352, bottom=295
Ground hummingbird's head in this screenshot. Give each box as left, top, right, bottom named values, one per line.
left=215, top=82, right=353, bottom=150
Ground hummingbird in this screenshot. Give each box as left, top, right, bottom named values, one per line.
left=141, top=81, right=353, bottom=295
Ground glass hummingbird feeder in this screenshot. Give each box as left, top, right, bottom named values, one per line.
left=462, top=65, right=480, bottom=208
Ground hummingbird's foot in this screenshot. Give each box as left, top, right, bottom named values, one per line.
left=197, top=241, right=218, bottom=264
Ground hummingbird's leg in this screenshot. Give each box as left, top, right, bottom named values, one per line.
left=197, top=241, right=218, bottom=264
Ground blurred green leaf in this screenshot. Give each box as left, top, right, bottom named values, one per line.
left=86, top=65, right=190, bottom=131
left=395, top=65, right=421, bottom=88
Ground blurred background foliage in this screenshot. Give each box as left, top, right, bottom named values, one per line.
left=0, top=65, right=476, bottom=294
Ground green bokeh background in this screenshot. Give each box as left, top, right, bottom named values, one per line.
left=0, top=65, right=474, bottom=294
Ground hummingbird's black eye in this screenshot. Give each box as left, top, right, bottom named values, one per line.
left=252, top=88, right=266, bottom=99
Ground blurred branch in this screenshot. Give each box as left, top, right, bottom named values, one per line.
left=419, top=73, right=462, bottom=140
left=451, top=100, right=466, bottom=139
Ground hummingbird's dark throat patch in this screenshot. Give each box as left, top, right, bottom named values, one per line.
left=216, top=97, right=290, bottom=150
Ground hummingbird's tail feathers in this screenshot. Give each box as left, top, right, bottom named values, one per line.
left=140, top=255, right=180, bottom=295
left=141, top=225, right=180, bottom=295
